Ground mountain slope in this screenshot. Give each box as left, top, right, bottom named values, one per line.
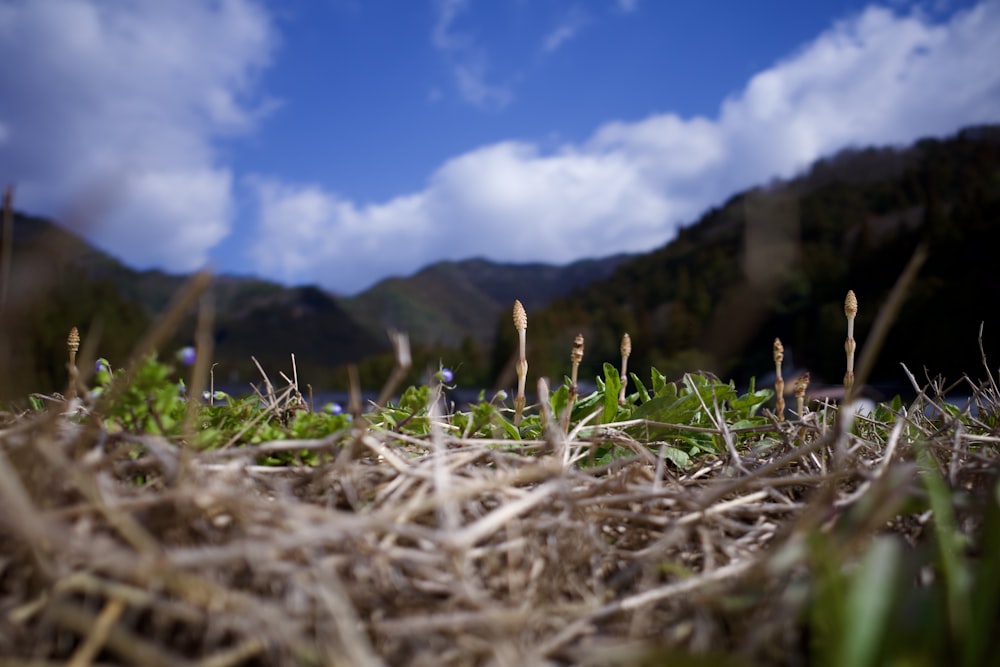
left=340, top=255, right=632, bottom=347
left=512, top=125, right=1000, bottom=391
left=1, top=212, right=150, bottom=399
left=3, top=211, right=633, bottom=391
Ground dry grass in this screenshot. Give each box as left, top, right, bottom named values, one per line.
left=2, top=376, right=997, bottom=667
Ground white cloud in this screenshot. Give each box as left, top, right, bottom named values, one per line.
left=431, top=0, right=513, bottom=109
left=250, top=142, right=674, bottom=293
left=254, top=1, right=1000, bottom=294
left=453, top=58, right=514, bottom=109
left=0, top=0, right=275, bottom=271
left=433, top=0, right=471, bottom=50
left=542, top=9, right=590, bottom=53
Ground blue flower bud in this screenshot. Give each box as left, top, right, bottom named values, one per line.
left=176, top=346, right=197, bottom=367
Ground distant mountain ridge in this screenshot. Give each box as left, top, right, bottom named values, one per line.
left=3, top=211, right=631, bottom=390
left=340, top=255, right=633, bottom=348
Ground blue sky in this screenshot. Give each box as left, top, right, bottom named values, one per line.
left=1, top=0, right=998, bottom=294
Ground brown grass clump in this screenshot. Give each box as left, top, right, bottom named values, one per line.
left=2, top=370, right=997, bottom=666
left=1, top=249, right=996, bottom=666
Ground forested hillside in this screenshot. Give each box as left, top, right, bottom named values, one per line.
left=499, top=126, right=1000, bottom=394
left=0, top=209, right=150, bottom=400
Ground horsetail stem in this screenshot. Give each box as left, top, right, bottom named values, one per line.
left=67, top=326, right=81, bottom=402
left=566, top=333, right=585, bottom=431
left=618, top=333, right=631, bottom=406
left=794, top=371, right=810, bottom=419
left=513, top=300, right=528, bottom=426
left=844, top=290, right=858, bottom=397
left=773, top=338, right=785, bottom=421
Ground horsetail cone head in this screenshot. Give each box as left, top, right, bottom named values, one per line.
left=773, top=338, right=784, bottom=364
left=571, top=333, right=584, bottom=364
left=845, top=290, right=858, bottom=318
left=621, top=333, right=632, bottom=358
left=794, top=371, right=810, bottom=396
left=67, top=327, right=80, bottom=354
left=513, top=300, right=527, bottom=331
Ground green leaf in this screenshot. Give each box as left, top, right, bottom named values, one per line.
left=496, top=413, right=521, bottom=440
left=630, top=372, right=651, bottom=403
left=967, top=476, right=1000, bottom=667
left=550, top=383, right=570, bottom=421
left=730, top=388, right=774, bottom=417
left=916, top=441, right=971, bottom=642
left=600, top=362, right=622, bottom=425
left=658, top=445, right=691, bottom=469
left=651, top=367, right=669, bottom=396
left=575, top=390, right=602, bottom=412
left=631, top=375, right=730, bottom=427
left=841, top=537, right=901, bottom=667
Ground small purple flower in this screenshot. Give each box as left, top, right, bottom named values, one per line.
left=96, top=359, right=111, bottom=374
left=324, top=402, right=343, bottom=415
left=176, top=346, right=197, bottom=367
left=438, top=367, right=454, bottom=384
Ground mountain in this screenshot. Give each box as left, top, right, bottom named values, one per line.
left=0, top=212, right=383, bottom=393
left=508, top=125, right=1000, bottom=393
left=0, top=211, right=150, bottom=399
left=8, top=124, right=998, bottom=398
left=1, top=211, right=630, bottom=394
left=340, top=255, right=633, bottom=348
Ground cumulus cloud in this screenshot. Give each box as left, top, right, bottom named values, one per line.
left=0, top=0, right=275, bottom=271
left=254, top=1, right=1000, bottom=294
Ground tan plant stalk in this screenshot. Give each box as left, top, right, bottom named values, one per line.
left=66, top=327, right=81, bottom=402
left=513, top=300, right=528, bottom=426
left=794, top=371, right=810, bottom=419
left=773, top=338, right=785, bottom=421
left=618, top=333, right=631, bottom=406
left=844, top=290, right=858, bottom=397
left=565, top=333, right=585, bottom=431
